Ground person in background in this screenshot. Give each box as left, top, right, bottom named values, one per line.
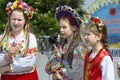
left=49, top=5, right=86, bottom=80
left=117, top=57, right=120, bottom=78
left=83, top=17, right=115, bottom=80
left=0, top=0, right=39, bottom=80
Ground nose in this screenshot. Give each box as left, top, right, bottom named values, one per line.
left=60, top=28, right=63, bottom=32
left=14, top=20, right=18, bottom=24
left=85, top=35, right=87, bottom=39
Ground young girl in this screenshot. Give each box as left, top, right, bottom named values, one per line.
left=45, top=5, right=86, bottom=80
left=0, top=0, right=38, bottom=80
left=83, top=17, right=115, bottom=80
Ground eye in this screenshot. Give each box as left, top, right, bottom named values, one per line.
left=11, top=18, right=16, bottom=20
left=86, top=33, right=90, bottom=36
left=60, top=26, right=67, bottom=29
left=18, top=19, right=22, bottom=21
left=62, top=26, right=67, bottom=29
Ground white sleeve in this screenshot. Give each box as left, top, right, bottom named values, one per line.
left=11, top=33, right=38, bottom=73
left=0, top=34, right=8, bottom=66
left=0, top=54, right=7, bottom=66
left=101, top=56, right=115, bottom=80
left=11, top=54, right=37, bottom=73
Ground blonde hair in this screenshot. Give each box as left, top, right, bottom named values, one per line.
left=59, top=17, right=85, bottom=66
left=86, top=22, right=108, bottom=50
left=0, top=9, right=30, bottom=57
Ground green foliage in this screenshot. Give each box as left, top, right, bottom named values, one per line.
left=0, top=0, right=8, bottom=34
left=0, top=0, right=85, bottom=37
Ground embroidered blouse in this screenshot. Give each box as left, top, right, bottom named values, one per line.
left=0, top=33, right=37, bottom=74
left=63, top=42, right=84, bottom=80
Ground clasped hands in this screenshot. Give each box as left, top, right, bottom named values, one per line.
left=53, top=44, right=67, bottom=79
left=5, top=42, right=19, bottom=64
left=53, top=44, right=63, bottom=58
left=0, top=43, right=19, bottom=73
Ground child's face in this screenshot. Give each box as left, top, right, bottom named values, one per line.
left=85, top=29, right=100, bottom=46
left=59, top=19, right=75, bottom=39
left=10, top=10, right=25, bottom=33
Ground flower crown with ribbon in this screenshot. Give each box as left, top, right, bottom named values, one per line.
left=6, top=0, right=34, bottom=19
left=55, top=5, right=82, bottom=27
left=90, top=17, right=104, bottom=31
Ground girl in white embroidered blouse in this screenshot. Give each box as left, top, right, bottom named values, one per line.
left=0, top=0, right=39, bottom=80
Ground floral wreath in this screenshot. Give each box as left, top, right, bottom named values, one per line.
left=90, top=17, right=104, bottom=31
left=6, top=0, right=34, bottom=19
left=55, top=5, right=82, bottom=27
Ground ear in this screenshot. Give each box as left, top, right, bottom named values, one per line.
left=97, top=33, right=102, bottom=40
left=72, top=26, right=77, bottom=31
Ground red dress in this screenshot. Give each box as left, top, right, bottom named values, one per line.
left=83, top=48, right=112, bottom=80
left=1, top=69, right=39, bottom=80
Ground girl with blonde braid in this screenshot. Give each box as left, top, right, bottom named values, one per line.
left=45, top=5, right=87, bottom=80
left=0, top=0, right=39, bottom=80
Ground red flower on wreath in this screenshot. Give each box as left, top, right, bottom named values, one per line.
left=91, top=17, right=100, bottom=24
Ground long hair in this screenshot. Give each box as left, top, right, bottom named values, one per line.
left=0, top=9, right=30, bottom=57
left=60, top=17, right=85, bottom=66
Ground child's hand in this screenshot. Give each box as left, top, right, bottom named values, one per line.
left=5, top=52, right=13, bottom=64
left=0, top=65, right=10, bottom=74
left=8, top=46, right=19, bottom=54
left=54, top=70, right=63, bottom=80
left=53, top=44, right=62, bottom=58
left=8, top=42, right=19, bottom=55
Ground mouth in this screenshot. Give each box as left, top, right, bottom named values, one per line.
left=13, top=25, right=19, bottom=28
left=61, top=34, right=65, bottom=36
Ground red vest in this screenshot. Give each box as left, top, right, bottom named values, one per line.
left=83, top=48, right=112, bottom=80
